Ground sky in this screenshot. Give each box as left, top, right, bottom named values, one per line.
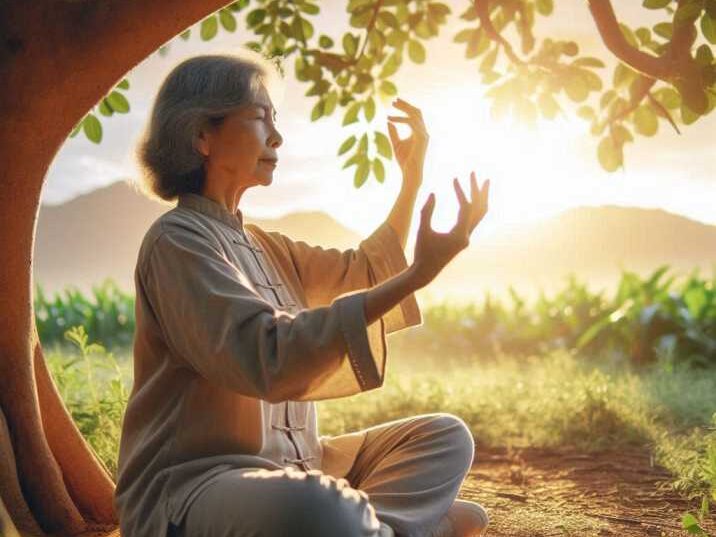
left=43, top=2, right=715, bottom=242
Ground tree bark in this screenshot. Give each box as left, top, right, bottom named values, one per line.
left=0, top=1, right=232, bottom=534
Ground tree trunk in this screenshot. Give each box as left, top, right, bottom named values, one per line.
left=0, top=1, right=231, bottom=534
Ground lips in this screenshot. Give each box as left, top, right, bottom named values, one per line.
left=260, top=158, right=278, bottom=167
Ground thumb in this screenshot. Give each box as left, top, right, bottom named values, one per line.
left=419, top=193, right=435, bottom=231
left=387, top=120, right=399, bottom=147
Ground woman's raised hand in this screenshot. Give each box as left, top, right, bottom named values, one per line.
left=409, top=171, right=490, bottom=289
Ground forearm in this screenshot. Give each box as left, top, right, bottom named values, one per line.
left=363, top=264, right=423, bottom=326
left=384, top=177, right=421, bottom=250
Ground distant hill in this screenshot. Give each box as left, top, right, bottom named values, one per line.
left=34, top=180, right=362, bottom=295
left=430, top=205, right=716, bottom=304
left=34, top=180, right=716, bottom=304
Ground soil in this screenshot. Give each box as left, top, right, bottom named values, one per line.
left=460, top=446, right=715, bottom=537
left=77, top=445, right=714, bottom=537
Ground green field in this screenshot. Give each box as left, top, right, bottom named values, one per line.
left=39, top=267, right=716, bottom=534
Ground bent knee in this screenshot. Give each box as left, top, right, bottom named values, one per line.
left=281, top=470, right=380, bottom=537
left=430, top=413, right=476, bottom=471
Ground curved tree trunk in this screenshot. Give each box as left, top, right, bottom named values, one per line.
left=0, top=1, right=231, bottom=534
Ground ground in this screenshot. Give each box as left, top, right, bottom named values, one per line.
left=461, top=446, right=715, bottom=537
left=75, top=445, right=713, bottom=537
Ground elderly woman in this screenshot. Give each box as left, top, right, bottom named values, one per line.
left=114, top=52, right=490, bottom=537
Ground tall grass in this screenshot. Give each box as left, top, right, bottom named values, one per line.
left=35, top=266, right=716, bottom=367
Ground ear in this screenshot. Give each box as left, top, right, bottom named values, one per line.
left=195, top=129, right=210, bottom=157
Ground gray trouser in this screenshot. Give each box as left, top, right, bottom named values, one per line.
left=169, top=413, right=476, bottom=537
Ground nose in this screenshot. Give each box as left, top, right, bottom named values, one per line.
left=269, top=124, right=283, bottom=149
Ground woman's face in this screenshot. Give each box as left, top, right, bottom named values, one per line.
left=198, top=83, right=283, bottom=191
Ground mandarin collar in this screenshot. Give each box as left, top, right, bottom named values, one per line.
left=177, top=192, right=245, bottom=233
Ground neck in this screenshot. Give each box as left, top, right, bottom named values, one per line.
left=201, top=182, right=247, bottom=215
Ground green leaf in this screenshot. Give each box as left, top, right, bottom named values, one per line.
left=247, top=8, right=267, bottom=27
left=324, top=91, right=338, bottom=116
left=453, top=28, right=474, bottom=43
left=653, top=22, right=673, bottom=39
left=564, top=74, right=589, bottom=102
left=682, top=512, right=703, bottom=533
left=200, top=15, right=218, bottom=41
left=82, top=114, right=102, bottom=144
left=379, top=52, right=401, bottom=78
left=643, top=0, right=671, bottom=9
left=106, top=91, right=130, bottom=113
left=613, top=63, right=635, bottom=88
left=299, top=2, right=320, bottom=15
left=372, top=158, right=385, bottom=183
left=572, top=57, right=605, bottom=68
left=300, top=18, right=314, bottom=39
left=379, top=80, right=398, bottom=97
left=655, top=87, right=681, bottom=109
left=634, top=104, right=659, bottom=136
left=681, top=101, right=701, bottom=124
left=696, top=43, right=714, bottom=65
left=338, top=135, right=357, bottom=155
left=375, top=131, right=392, bottom=158
left=702, top=13, right=716, bottom=43
left=538, top=92, right=560, bottom=119
left=343, top=101, right=362, bottom=125
left=310, top=99, right=324, bottom=121
left=600, top=89, right=617, bottom=109
left=117, top=78, right=130, bottom=90
left=354, top=158, right=370, bottom=187
left=408, top=40, right=426, bottom=63
left=98, top=99, right=113, bottom=117
left=480, top=48, right=498, bottom=73
left=597, top=136, right=622, bottom=172
left=180, top=29, right=191, bottom=40
left=577, top=105, right=596, bottom=121
left=635, top=27, right=652, bottom=45
left=536, top=0, right=553, bottom=16
left=612, top=124, right=633, bottom=144
left=219, top=10, right=237, bottom=32
left=342, top=152, right=361, bottom=170
left=364, top=97, right=376, bottom=121
left=675, top=2, right=703, bottom=24
left=319, top=34, right=334, bottom=48
left=343, top=32, right=358, bottom=56
left=358, top=132, right=368, bottom=153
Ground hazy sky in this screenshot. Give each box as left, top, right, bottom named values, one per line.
left=44, top=2, right=715, bottom=240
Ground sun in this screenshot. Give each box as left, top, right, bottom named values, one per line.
left=405, top=84, right=598, bottom=238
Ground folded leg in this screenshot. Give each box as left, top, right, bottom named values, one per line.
left=341, top=413, right=476, bottom=537
left=169, top=465, right=393, bottom=537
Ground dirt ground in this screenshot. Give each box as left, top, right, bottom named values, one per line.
left=460, top=446, right=715, bottom=537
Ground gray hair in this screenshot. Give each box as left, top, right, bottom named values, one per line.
left=134, top=52, right=282, bottom=203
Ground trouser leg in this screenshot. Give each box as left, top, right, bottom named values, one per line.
left=169, top=465, right=391, bottom=537
left=342, top=413, right=476, bottom=537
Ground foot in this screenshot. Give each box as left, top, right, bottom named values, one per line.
left=445, top=499, right=489, bottom=537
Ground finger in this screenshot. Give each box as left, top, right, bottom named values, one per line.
left=392, top=98, right=423, bottom=118
left=453, top=179, right=471, bottom=233
left=419, top=193, right=436, bottom=233
left=481, top=178, right=490, bottom=213
left=387, top=121, right=401, bottom=146
left=470, top=171, right=478, bottom=205
left=387, top=114, right=428, bottom=137
left=453, top=177, right=468, bottom=208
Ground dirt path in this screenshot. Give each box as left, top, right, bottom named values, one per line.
left=460, top=446, right=714, bottom=537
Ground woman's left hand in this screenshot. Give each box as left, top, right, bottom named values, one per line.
left=387, top=97, right=429, bottom=189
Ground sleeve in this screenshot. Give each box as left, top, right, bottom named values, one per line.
left=140, top=227, right=395, bottom=402
left=264, top=221, right=422, bottom=335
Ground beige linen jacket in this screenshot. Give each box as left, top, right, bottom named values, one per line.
left=114, top=193, right=422, bottom=537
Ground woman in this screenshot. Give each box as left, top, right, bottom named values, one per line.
left=115, top=52, right=491, bottom=537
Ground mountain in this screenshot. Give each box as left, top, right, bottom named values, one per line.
left=429, top=205, right=716, bottom=304
left=33, top=180, right=362, bottom=295
left=34, top=180, right=716, bottom=304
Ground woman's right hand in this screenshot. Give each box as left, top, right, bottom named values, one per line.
left=409, top=171, right=490, bottom=289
